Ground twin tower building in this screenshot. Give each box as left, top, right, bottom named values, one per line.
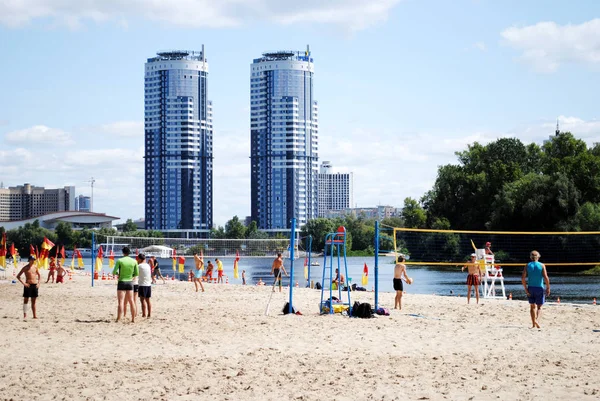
left=144, top=47, right=318, bottom=233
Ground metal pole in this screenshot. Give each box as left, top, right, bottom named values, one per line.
left=374, top=221, right=380, bottom=309
left=307, top=235, right=312, bottom=287
left=288, top=218, right=296, bottom=314
left=91, top=231, right=96, bottom=288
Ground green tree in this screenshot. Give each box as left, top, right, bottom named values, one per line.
left=300, top=218, right=335, bottom=251
left=224, top=216, right=246, bottom=239
left=401, top=197, right=426, bottom=228
left=245, top=221, right=259, bottom=238
left=122, top=219, right=138, bottom=232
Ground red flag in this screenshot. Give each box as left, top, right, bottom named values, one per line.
left=109, top=249, right=115, bottom=268
left=362, top=263, right=369, bottom=286
left=41, top=237, right=55, bottom=251
left=235, top=250, right=240, bottom=262
left=95, top=246, right=104, bottom=272
left=74, top=247, right=84, bottom=268
left=178, top=255, right=185, bottom=273
left=30, top=244, right=36, bottom=258
left=10, top=243, right=16, bottom=257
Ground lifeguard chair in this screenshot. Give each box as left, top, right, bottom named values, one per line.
left=319, top=227, right=352, bottom=315
left=475, top=249, right=505, bottom=299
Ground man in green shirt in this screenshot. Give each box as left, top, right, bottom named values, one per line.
left=112, top=247, right=139, bottom=323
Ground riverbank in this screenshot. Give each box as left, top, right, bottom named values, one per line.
left=0, top=273, right=598, bottom=400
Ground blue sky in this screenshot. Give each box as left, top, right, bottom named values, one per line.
left=1, top=0, right=600, bottom=226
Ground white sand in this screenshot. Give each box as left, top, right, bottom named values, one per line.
left=0, top=271, right=599, bottom=400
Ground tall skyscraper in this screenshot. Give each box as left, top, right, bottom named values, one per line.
left=75, top=195, right=91, bottom=212
left=318, top=161, right=354, bottom=217
left=250, top=47, right=318, bottom=231
left=144, top=49, right=213, bottom=231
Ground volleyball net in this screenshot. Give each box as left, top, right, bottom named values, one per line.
left=388, top=227, right=600, bottom=268
left=97, top=235, right=291, bottom=259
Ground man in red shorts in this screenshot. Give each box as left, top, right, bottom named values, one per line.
left=462, top=254, right=482, bottom=304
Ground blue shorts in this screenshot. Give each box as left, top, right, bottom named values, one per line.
left=194, top=269, right=203, bottom=279
left=528, top=286, right=545, bottom=305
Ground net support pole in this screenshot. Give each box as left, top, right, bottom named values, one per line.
left=91, top=231, right=96, bottom=288
left=288, top=218, right=297, bottom=314
left=374, top=221, right=380, bottom=310
left=307, top=235, right=312, bottom=287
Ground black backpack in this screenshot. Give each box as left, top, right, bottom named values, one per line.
left=315, top=282, right=322, bottom=290
left=352, top=301, right=373, bottom=318
left=282, top=302, right=297, bottom=315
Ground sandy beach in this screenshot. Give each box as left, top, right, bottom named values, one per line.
left=0, top=270, right=599, bottom=400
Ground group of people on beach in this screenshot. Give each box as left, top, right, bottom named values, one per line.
left=16, top=243, right=551, bottom=327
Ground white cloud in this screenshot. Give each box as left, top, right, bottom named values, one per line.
left=473, top=41, right=486, bottom=51
left=4, top=125, right=73, bottom=145
left=0, top=0, right=401, bottom=31
left=501, top=19, right=600, bottom=72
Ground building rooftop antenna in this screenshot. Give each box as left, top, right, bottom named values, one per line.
left=83, top=177, right=96, bottom=212
left=556, top=118, right=560, bottom=136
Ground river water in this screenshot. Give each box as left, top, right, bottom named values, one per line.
left=97, top=256, right=599, bottom=303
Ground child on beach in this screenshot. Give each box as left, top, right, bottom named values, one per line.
left=461, top=253, right=482, bottom=304
left=46, top=256, right=56, bottom=283
left=55, top=260, right=67, bottom=284
left=242, top=270, right=246, bottom=285
left=17, top=256, right=40, bottom=319
left=393, top=256, right=412, bottom=310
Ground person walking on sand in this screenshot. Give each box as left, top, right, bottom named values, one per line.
left=215, top=258, right=224, bottom=284
left=192, top=253, right=205, bottom=293
left=137, top=253, right=153, bottom=318
left=522, top=250, right=551, bottom=329
left=393, top=256, right=411, bottom=310
left=462, top=253, right=482, bottom=304
left=271, top=253, right=288, bottom=292
left=112, top=247, right=139, bottom=323
left=151, top=256, right=165, bottom=284
left=45, top=256, right=57, bottom=283
left=55, top=260, right=67, bottom=284
left=17, top=256, right=41, bottom=319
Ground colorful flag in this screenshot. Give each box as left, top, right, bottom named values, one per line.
left=178, top=256, right=185, bottom=273
left=95, top=246, right=104, bottom=272
left=108, top=249, right=115, bottom=269
left=233, top=250, right=240, bottom=279
left=303, top=257, right=308, bottom=280
left=470, top=239, right=477, bottom=252
left=59, top=246, right=66, bottom=266
left=0, top=232, right=6, bottom=268
left=70, top=251, right=75, bottom=271
left=41, top=237, right=55, bottom=251
left=172, top=248, right=177, bottom=271
left=10, top=243, right=18, bottom=268
left=74, top=247, right=84, bottom=268
left=362, top=263, right=369, bottom=286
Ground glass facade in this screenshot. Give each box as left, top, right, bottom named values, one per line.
left=144, top=50, right=213, bottom=230
left=250, top=49, right=319, bottom=230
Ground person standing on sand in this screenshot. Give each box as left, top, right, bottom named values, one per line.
left=17, top=256, right=40, bottom=319
left=271, top=253, right=288, bottom=292
left=393, top=256, right=411, bottom=310
left=45, top=256, right=57, bottom=283
left=206, top=260, right=214, bottom=281
left=242, top=270, right=246, bottom=285
left=137, top=253, right=153, bottom=318
left=522, top=250, right=551, bottom=329
left=112, top=247, right=139, bottom=323
left=215, top=258, right=224, bottom=283
left=192, top=253, right=205, bottom=292
left=462, top=253, right=482, bottom=304
left=55, top=260, right=67, bottom=284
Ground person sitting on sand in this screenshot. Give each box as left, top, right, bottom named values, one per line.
left=393, top=256, right=412, bottom=310
left=17, top=256, right=41, bottom=319
left=55, top=260, right=67, bottom=284
left=257, top=278, right=265, bottom=286
left=522, top=250, right=551, bottom=329
left=461, top=253, right=482, bottom=304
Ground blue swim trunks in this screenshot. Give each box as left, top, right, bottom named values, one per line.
left=528, top=286, right=545, bottom=305
left=194, top=269, right=203, bottom=279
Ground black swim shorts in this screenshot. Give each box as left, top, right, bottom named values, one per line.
left=23, top=284, right=39, bottom=298
left=393, top=278, right=404, bottom=292
left=133, top=285, right=139, bottom=293
left=273, top=268, right=280, bottom=278
left=117, top=281, right=134, bottom=291
left=138, top=286, right=152, bottom=298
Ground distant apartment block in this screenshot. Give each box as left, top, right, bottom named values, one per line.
left=75, top=195, right=91, bottom=212
left=318, top=161, right=353, bottom=217
left=323, top=205, right=399, bottom=220
left=0, top=183, right=75, bottom=222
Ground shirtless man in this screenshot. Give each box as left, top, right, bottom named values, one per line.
left=393, top=256, right=410, bottom=310
left=45, top=257, right=57, bottom=283
left=192, top=253, right=205, bottom=292
left=17, top=256, right=41, bottom=319
left=461, top=253, right=482, bottom=304
left=55, top=260, right=67, bottom=284
left=332, top=268, right=345, bottom=288
left=271, top=253, right=288, bottom=292
left=206, top=260, right=214, bottom=281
